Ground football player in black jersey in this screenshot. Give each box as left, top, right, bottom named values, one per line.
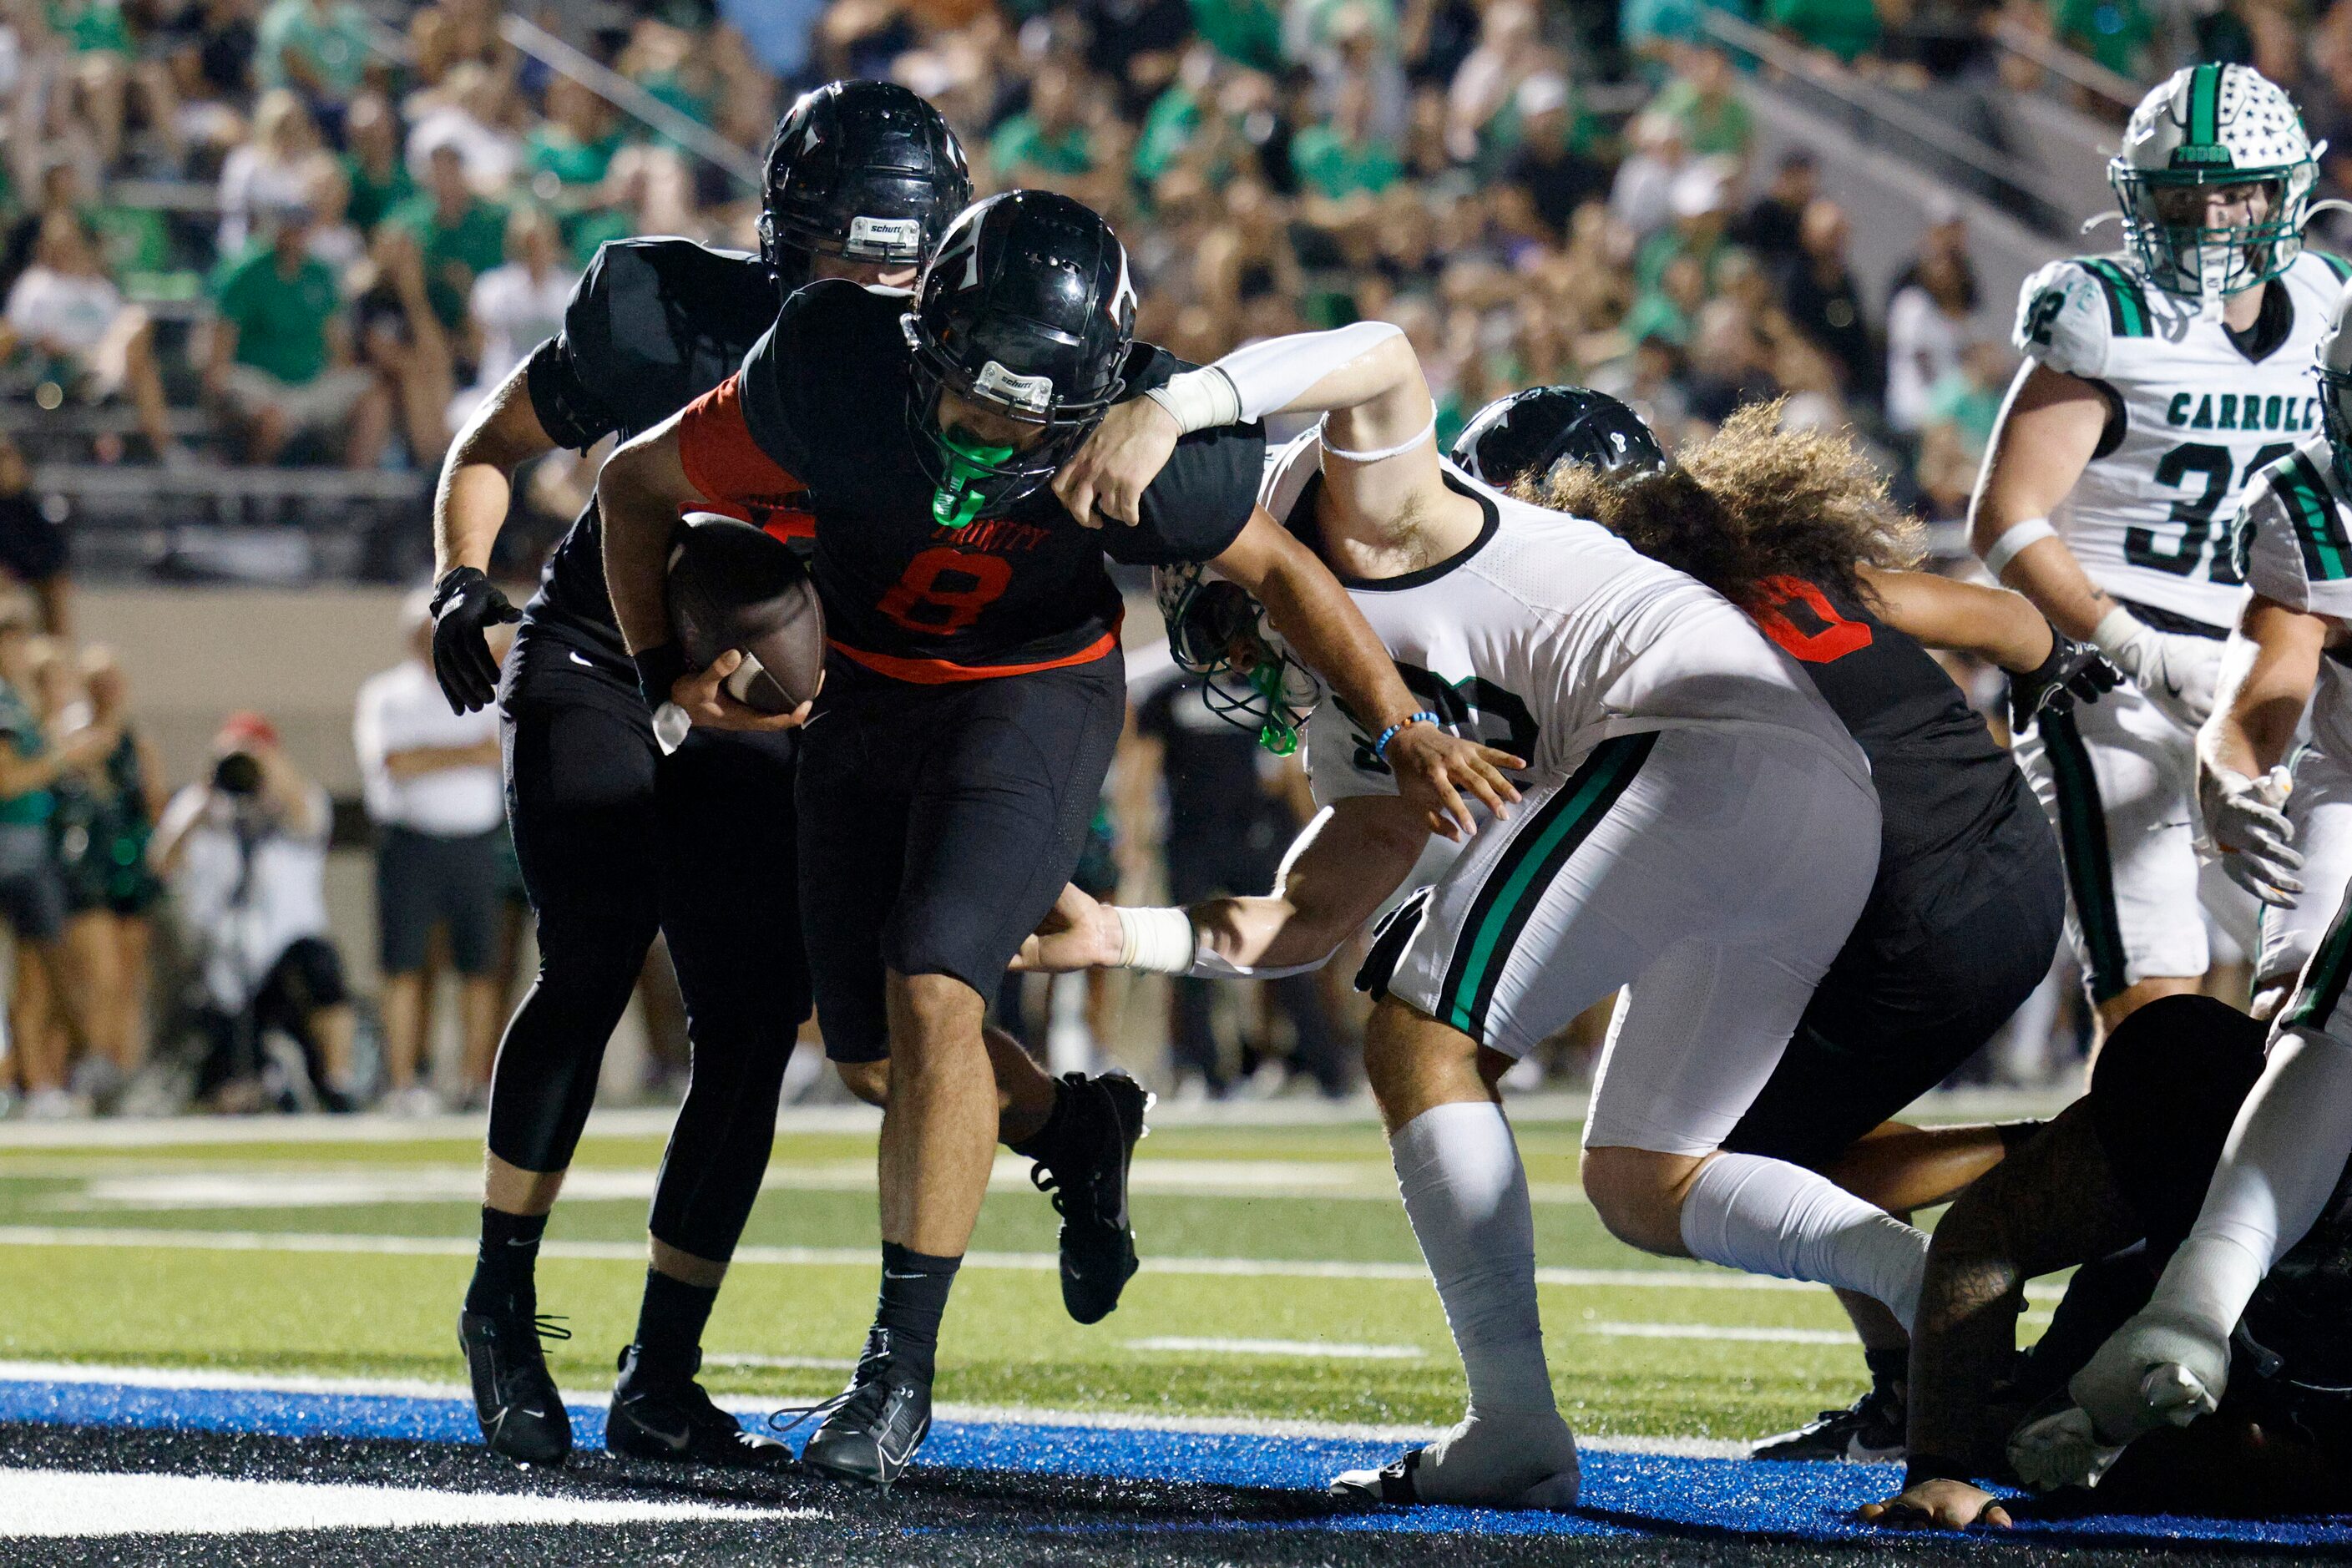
left=424, top=82, right=1140, bottom=1474
left=1450, top=391, right=2109, bottom=1464
left=1859, top=995, right=2352, bottom=1528
left=597, top=190, right=1522, bottom=1485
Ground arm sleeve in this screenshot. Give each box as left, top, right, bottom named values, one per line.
left=524, top=247, right=623, bottom=452
left=2012, top=260, right=2112, bottom=382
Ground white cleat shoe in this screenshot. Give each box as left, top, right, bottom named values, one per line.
left=1331, top=1412, right=1580, bottom=1511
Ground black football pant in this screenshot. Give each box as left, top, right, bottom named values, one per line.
left=795, top=652, right=1126, bottom=1062
left=492, top=625, right=810, bottom=1262
left=1724, top=803, right=2066, bottom=1173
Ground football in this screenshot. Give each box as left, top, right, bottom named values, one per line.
left=665, top=513, right=825, bottom=711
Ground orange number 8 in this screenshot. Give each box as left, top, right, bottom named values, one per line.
left=876, top=548, right=1014, bottom=635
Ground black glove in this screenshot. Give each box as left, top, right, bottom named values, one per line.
left=2007, top=625, right=2120, bottom=734
left=429, top=566, right=520, bottom=713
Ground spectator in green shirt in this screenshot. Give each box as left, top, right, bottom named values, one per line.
left=1292, top=73, right=1402, bottom=200
left=205, top=203, right=387, bottom=465
left=257, top=0, right=374, bottom=105
left=340, top=93, right=414, bottom=233
left=990, top=63, right=1100, bottom=184
left=1766, top=0, right=1882, bottom=63
left=388, top=144, right=508, bottom=333
left=1646, top=47, right=1753, bottom=163
left=1915, top=339, right=2011, bottom=517
left=1190, top=0, right=1285, bottom=71
left=2050, top=0, right=2156, bottom=79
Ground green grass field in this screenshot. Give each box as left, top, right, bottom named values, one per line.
left=0, top=1110, right=2034, bottom=1445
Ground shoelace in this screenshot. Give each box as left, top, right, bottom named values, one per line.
left=766, top=1341, right=893, bottom=1440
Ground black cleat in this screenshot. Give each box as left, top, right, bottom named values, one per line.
left=458, top=1308, right=573, bottom=1465
left=606, top=1346, right=792, bottom=1470
left=1031, top=1071, right=1150, bottom=1324
left=1753, top=1378, right=1906, bottom=1463
left=787, top=1328, right=933, bottom=1489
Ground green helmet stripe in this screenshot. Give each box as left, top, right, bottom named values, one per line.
left=2322, top=252, right=2352, bottom=284
left=2189, top=63, right=2221, bottom=152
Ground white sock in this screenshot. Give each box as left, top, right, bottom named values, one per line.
left=1391, top=1101, right=1557, bottom=1421
left=1679, top=1152, right=1928, bottom=1333
left=2152, top=1023, right=2352, bottom=1339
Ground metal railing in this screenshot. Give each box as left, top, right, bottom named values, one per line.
left=1988, top=18, right=2141, bottom=122
left=1700, top=8, right=2083, bottom=235
left=357, top=8, right=761, bottom=192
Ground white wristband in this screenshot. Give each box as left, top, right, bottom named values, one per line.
left=2087, top=604, right=2149, bottom=660
left=1114, top=905, right=1196, bottom=974
left=1143, top=368, right=1240, bottom=435
left=1981, top=516, right=2056, bottom=578
left=1187, top=931, right=1326, bottom=980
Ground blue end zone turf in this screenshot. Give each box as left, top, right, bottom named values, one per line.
left=6, top=1373, right=2352, bottom=1550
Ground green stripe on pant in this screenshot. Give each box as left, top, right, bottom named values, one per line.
left=2288, top=883, right=2352, bottom=1032
left=2037, top=708, right=2131, bottom=1003
left=1440, top=730, right=1658, bottom=1043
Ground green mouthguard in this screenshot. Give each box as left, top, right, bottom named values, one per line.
left=1250, top=659, right=1301, bottom=756
left=931, top=427, right=1018, bottom=529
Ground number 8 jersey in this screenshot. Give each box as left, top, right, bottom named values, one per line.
left=2013, top=247, right=2350, bottom=629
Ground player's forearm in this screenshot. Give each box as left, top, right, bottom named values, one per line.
left=2204, top=601, right=2327, bottom=778
left=1859, top=567, right=2054, bottom=672
left=1240, top=547, right=1417, bottom=735
left=1973, top=535, right=2113, bottom=644
left=1191, top=798, right=1425, bottom=970
left=596, top=422, right=693, bottom=656
left=435, top=363, right=554, bottom=577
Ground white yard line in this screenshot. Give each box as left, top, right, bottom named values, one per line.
left=36, top=1159, right=1588, bottom=1209
left=1575, top=1323, right=1857, bottom=1346
left=0, top=1466, right=822, bottom=1538
left=0, top=1361, right=1749, bottom=1458
left=1125, top=1337, right=1425, bottom=1360
left=0, top=1087, right=2072, bottom=1149
left=0, top=1222, right=2062, bottom=1297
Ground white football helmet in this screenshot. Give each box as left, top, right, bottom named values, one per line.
left=2108, top=63, right=2324, bottom=314
left=2319, top=278, right=2352, bottom=488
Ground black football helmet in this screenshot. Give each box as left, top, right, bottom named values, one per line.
left=1450, top=386, right=1666, bottom=490
left=760, top=81, right=970, bottom=289
left=902, top=190, right=1137, bottom=527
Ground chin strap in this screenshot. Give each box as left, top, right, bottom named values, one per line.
left=2079, top=210, right=2122, bottom=235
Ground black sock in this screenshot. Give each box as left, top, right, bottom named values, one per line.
left=874, top=1242, right=960, bottom=1382
left=1005, top=1075, right=1075, bottom=1166
left=1864, top=1345, right=1909, bottom=1395
left=466, top=1207, right=548, bottom=1319
left=631, top=1267, right=719, bottom=1383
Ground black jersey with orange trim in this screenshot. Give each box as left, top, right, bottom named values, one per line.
left=520, top=237, right=792, bottom=656
left=680, top=279, right=1263, bottom=679
left=1751, top=574, right=2038, bottom=940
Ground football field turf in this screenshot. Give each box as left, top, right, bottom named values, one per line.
left=3, top=1100, right=2349, bottom=1565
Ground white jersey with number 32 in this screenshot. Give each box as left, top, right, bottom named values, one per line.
left=2012, top=248, right=2350, bottom=627
left=1253, top=432, right=1865, bottom=807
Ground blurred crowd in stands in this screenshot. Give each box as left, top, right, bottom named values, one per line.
left=3, top=0, right=2347, bottom=534
left=0, top=0, right=2318, bottom=1114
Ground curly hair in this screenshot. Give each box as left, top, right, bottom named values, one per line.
left=1517, top=401, right=1924, bottom=609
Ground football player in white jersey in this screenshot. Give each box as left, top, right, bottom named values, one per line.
left=1038, top=323, right=1935, bottom=1510
left=2007, top=285, right=2352, bottom=1489
left=1974, top=62, right=2350, bottom=1035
